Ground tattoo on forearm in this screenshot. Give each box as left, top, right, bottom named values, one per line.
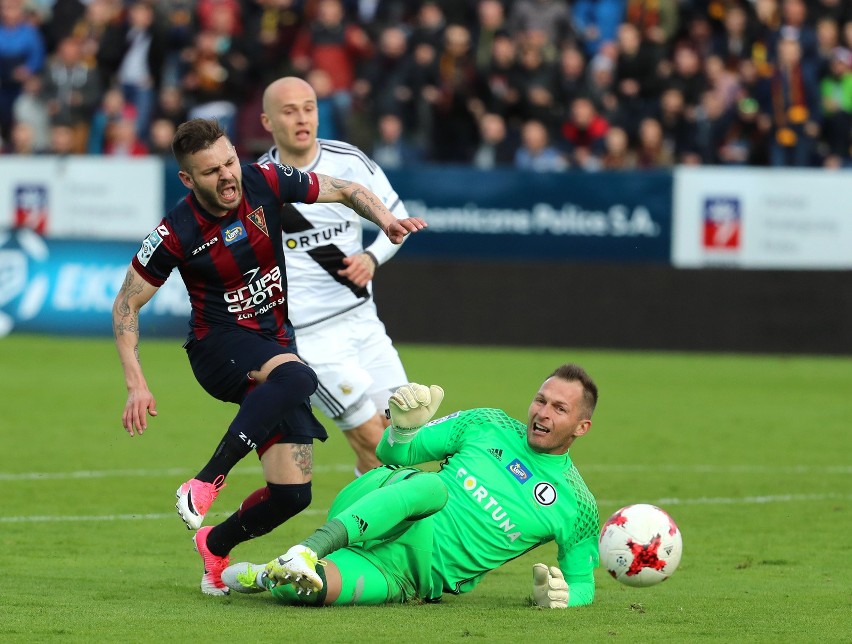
left=113, top=269, right=143, bottom=342
left=318, top=174, right=352, bottom=195
left=292, top=443, right=313, bottom=476
left=348, top=188, right=385, bottom=227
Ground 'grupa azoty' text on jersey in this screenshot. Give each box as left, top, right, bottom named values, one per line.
left=131, top=162, right=318, bottom=341
left=416, top=409, right=600, bottom=597
left=259, top=140, right=409, bottom=329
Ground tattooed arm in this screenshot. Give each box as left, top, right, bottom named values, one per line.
left=314, top=174, right=427, bottom=244
left=113, top=265, right=160, bottom=436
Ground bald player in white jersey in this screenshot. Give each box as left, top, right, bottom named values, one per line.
left=258, top=76, right=412, bottom=476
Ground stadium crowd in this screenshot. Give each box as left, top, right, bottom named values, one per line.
left=1, top=0, right=852, bottom=169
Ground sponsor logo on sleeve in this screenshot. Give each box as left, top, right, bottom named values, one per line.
left=137, top=229, right=164, bottom=266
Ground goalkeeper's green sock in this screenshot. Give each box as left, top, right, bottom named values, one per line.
left=303, top=472, right=448, bottom=557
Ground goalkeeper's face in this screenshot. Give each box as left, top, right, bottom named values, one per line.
left=526, top=378, right=591, bottom=455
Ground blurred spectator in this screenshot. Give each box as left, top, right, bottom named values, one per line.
left=614, top=22, right=663, bottom=135
left=717, top=96, right=769, bottom=165
left=600, top=125, right=637, bottom=169
left=559, top=95, right=608, bottom=168
left=586, top=51, right=620, bottom=122
left=87, top=86, right=137, bottom=153
left=7, top=120, right=43, bottom=154
left=12, top=74, right=50, bottom=152
left=103, top=113, right=148, bottom=155
left=151, top=84, right=188, bottom=129
left=48, top=117, right=77, bottom=154
left=815, top=17, right=840, bottom=78
left=656, top=86, right=698, bottom=161
left=41, top=0, right=87, bottom=53
left=775, top=0, right=818, bottom=68
left=370, top=112, right=422, bottom=169
left=399, top=39, right=440, bottom=152
left=147, top=116, right=176, bottom=156
left=354, top=25, right=411, bottom=126
left=571, top=0, right=623, bottom=57
left=692, top=88, right=731, bottom=164
left=508, top=0, right=574, bottom=54
left=515, top=42, right=559, bottom=127
left=242, top=0, right=303, bottom=86
left=473, top=30, right=523, bottom=121
left=308, top=67, right=344, bottom=140
left=666, top=45, right=707, bottom=110
left=472, top=111, right=517, bottom=168
left=712, top=3, right=754, bottom=73
left=634, top=116, right=675, bottom=167
left=704, top=54, right=741, bottom=112
left=514, top=118, right=568, bottom=171
left=819, top=46, right=852, bottom=159
left=554, top=44, right=588, bottom=109
left=180, top=24, right=251, bottom=139
left=290, top=0, right=373, bottom=120
left=111, top=1, right=167, bottom=143
left=473, top=0, right=507, bottom=71
left=0, top=0, right=46, bottom=143
left=624, top=0, right=679, bottom=48
left=409, top=1, right=446, bottom=49
left=757, top=32, right=821, bottom=166
left=426, top=23, right=479, bottom=162
left=42, top=36, right=101, bottom=153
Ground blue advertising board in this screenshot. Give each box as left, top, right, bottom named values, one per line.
left=164, top=161, right=673, bottom=262
left=0, top=229, right=189, bottom=338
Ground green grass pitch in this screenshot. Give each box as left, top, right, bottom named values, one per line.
left=0, top=334, right=850, bottom=642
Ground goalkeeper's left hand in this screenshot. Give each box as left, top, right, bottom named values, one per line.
left=532, top=563, right=569, bottom=609
left=387, top=383, right=444, bottom=444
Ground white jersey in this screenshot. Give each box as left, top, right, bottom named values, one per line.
left=259, top=139, right=409, bottom=330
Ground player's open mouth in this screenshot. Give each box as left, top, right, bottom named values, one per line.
left=220, top=184, right=238, bottom=201
left=532, top=423, right=550, bottom=434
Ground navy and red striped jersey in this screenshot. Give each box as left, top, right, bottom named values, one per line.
left=132, top=162, right=319, bottom=343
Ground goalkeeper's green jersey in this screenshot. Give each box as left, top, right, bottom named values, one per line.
left=376, top=408, right=600, bottom=606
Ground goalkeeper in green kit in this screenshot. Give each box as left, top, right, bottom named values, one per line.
left=222, top=364, right=601, bottom=608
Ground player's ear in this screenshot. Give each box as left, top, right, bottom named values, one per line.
left=260, top=113, right=273, bottom=133
left=573, top=419, right=591, bottom=438
left=178, top=170, right=194, bottom=190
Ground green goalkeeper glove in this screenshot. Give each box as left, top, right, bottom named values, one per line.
left=532, top=563, right=569, bottom=609
left=387, top=383, right=444, bottom=444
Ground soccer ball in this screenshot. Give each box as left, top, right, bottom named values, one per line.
left=598, top=503, right=682, bottom=587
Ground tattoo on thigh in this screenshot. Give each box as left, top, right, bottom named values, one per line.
left=292, top=444, right=313, bottom=476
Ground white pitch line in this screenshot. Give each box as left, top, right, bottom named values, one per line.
left=0, top=463, right=849, bottom=481
left=0, top=464, right=354, bottom=481
left=1, top=493, right=849, bottom=524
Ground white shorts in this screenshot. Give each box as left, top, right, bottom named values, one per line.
left=295, top=302, right=407, bottom=430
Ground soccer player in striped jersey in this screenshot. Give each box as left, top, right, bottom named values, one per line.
left=222, top=364, right=601, bottom=608
left=258, top=76, right=413, bottom=478
left=112, top=118, right=426, bottom=595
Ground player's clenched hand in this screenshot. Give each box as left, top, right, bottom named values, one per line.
left=532, top=563, right=569, bottom=609
left=384, top=217, right=427, bottom=244
left=122, top=387, right=157, bottom=436
left=388, top=383, right=444, bottom=444
left=338, top=253, right=375, bottom=287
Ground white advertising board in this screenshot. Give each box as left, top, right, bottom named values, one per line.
left=0, top=156, right=164, bottom=240
left=672, top=167, right=852, bottom=269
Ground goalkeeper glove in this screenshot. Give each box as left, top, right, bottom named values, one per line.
left=532, top=563, right=569, bottom=609
left=387, top=383, right=444, bottom=444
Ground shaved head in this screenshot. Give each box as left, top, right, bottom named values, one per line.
left=261, top=76, right=320, bottom=167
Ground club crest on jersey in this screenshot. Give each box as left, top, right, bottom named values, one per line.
left=507, top=459, right=532, bottom=484
left=223, top=223, right=247, bottom=246
left=533, top=482, right=557, bottom=506
left=247, top=206, right=269, bottom=237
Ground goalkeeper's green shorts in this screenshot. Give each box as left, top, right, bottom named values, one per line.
left=325, top=466, right=437, bottom=604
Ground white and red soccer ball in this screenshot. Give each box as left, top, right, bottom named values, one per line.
left=598, top=503, right=683, bottom=587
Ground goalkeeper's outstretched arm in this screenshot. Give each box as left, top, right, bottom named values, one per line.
left=376, top=383, right=444, bottom=464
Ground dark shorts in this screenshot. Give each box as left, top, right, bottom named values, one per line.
left=185, top=326, right=327, bottom=446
